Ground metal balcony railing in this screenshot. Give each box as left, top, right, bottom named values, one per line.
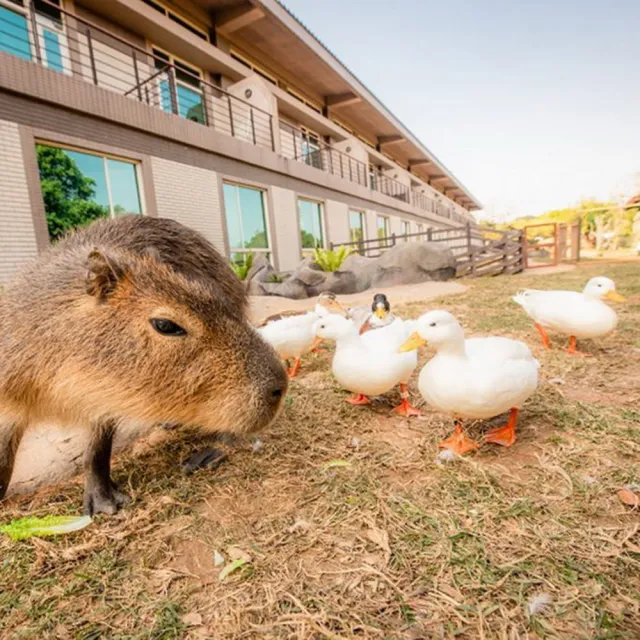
left=0, top=0, right=274, bottom=150
left=0, top=0, right=472, bottom=222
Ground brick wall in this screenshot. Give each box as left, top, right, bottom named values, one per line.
left=150, top=157, right=226, bottom=254
left=0, top=119, right=39, bottom=286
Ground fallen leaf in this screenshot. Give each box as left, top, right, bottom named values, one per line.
left=365, top=526, right=390, bottom=554
left=218, top=558, right=248, bottom=582
left=181, top=612, right=203, bottom=627
left=323, top=459, right=351, bottom=471
left=618, top=489, right=639, bottom=507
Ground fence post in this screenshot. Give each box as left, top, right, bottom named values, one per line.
left=168, top=67, right=179, bottom=115
left=521, top=230, right=528, bottom=269
left=29, top=5, right=43, bottom=65
left=292, top=128, right=298, bottom=160
left=227, top=95, right=235, bottom=137
left=358, top=238, right=364, bottom=255
left=200, top=83, right=210, bottom=126
left=86, top=30, right=99, bottom=85
left=466, top=222, right=472, bottom=254
left=391, top=233, right=396, bottom=247
left=575, top=218, right=582, bottom=262
left=329, top=242, right=334, bottom=251
left=427, top=227, right=433, bottom=242
left=249, top=108, right=257, bottom=145
left=132, top=50, right=142, bottom=100
left=269, top=116, right=275, bottom=152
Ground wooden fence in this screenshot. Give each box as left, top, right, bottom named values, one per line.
left=330, top=224, right=526, bottom=278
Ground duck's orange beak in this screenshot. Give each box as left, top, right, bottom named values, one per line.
left=399, top=332, right=427, bottom=353
left=310, top=336, right=324, bottom=351
left=604, top=290, right=626, bottom=303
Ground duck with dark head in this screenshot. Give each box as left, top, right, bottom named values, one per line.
left=348, top=293, right=395, bottom=335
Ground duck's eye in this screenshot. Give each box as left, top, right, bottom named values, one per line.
left=151, top=318, right=187, bottom=336
left=429, top=322, right=437, bottom=327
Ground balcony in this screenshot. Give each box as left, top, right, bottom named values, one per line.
left=0, top=0, right=472, bottom=224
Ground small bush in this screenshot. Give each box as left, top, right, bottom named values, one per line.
left=230, top=253, right=254, bottom=280
left=268, top=273, right=284, bottom=283
left=312, top=246, right=353, bottom=272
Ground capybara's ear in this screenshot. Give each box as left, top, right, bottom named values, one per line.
left=85, top=248, right=123, bottom=299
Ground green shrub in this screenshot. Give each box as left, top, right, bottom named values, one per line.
left=268, top=273, right=284, bottom=283
left=230, top=253, right=254, bottom=280
left=312, top=246, right=353, bottom=272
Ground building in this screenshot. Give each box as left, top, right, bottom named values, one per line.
left=0, top=0, right=481, bottom=285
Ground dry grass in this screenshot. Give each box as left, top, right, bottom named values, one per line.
left=1, top=261, right=639, bottom=639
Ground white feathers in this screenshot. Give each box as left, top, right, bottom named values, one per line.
left=527, top=592, right=553, bottom=617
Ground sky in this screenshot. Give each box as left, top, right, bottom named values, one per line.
left=281, top=0, right=640, bottom=221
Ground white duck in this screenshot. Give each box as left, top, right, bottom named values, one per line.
left=314, top=314, right=421, bottom=416
left=257, top=292, right=345, bottom=377
left=513, top=276, right=625, bottom=355
left=400, top=310, right=539, bottom=455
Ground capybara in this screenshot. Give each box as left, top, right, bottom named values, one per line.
left=0, top=216, right=287, bottom=515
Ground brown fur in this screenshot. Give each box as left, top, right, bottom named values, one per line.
left=0, top=216, right=287, bottom=511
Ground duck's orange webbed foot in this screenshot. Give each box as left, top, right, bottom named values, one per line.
left=439, top=421, right=479, bottom=456
left=564, top=336, right=593, bottom=357
left=392, top=383, right=423, bottom=417
left=484, top=408, right=518, bottom=447
left=346, top=394, right=371, bottom=405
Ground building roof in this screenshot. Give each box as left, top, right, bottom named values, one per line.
left=201, top=0, right=482, bottom=210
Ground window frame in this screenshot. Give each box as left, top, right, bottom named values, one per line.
left=0, top=0, right=71, bottom=74
left=34, top=140, right=145, bottom=217
left=142, top=0, right=209, bottom=42
left=348, top=208, right=366, bottom=244
left=222, top=181, right=272, bottom=264
left=297, top=196, right=326, bottom=255
left=376, top=215, right=390, bottom=238
left=152, top=45, right=206, bottom=123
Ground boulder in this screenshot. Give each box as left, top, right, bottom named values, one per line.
left=250, top=241, right=457, bottom=299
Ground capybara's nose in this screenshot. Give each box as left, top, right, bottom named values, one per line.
left=266, top=361, right=288, bottom=407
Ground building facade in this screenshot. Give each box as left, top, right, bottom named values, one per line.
left=0, top=0, right=481, bottom=285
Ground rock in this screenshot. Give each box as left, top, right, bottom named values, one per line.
left=245, top=254, right=274, bottom=283
left=307, top=270, right=359, bottom=296
left=260, top=278, right=309, bottom=299
left=251, top=241, right=457, bottom=299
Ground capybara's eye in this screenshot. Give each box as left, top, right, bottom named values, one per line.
left=151, top=318, right=187, bottom=336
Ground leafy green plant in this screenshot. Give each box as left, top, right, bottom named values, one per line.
left=268, top=273, right=284, bottom=283
left=0, top=515, right=92, bottom=540
left=312, top=246, right=353, bottom=272
left=230, top=253, right=254, bottom=280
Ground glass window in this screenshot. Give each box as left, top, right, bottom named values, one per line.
left=42, top=27, right=63, bottom=71
left=36, top=144, right=142, bottom=240
left=298, top=199, right=324, bottom=250
left=377, top=215, right=390, bottom=239
left=348, top=210, right=365, bottom=243
left=154, top=48, right=205, bottom=124
left=222, top=183, right=270, bottom=262
left=0, top=6, right=31, bottom=61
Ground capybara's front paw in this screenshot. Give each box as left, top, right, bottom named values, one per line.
left=83, top=484, right=130, bottom=516
left=182, top=448, right=228, bottom=474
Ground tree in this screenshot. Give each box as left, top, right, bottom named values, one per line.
left=37, top=145, right=109, bottom=241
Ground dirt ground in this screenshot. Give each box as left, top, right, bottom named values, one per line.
left=1, top=261, right=639, bottom=639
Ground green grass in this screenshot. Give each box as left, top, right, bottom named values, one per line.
left=1, top=261, right=639, bottom=638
